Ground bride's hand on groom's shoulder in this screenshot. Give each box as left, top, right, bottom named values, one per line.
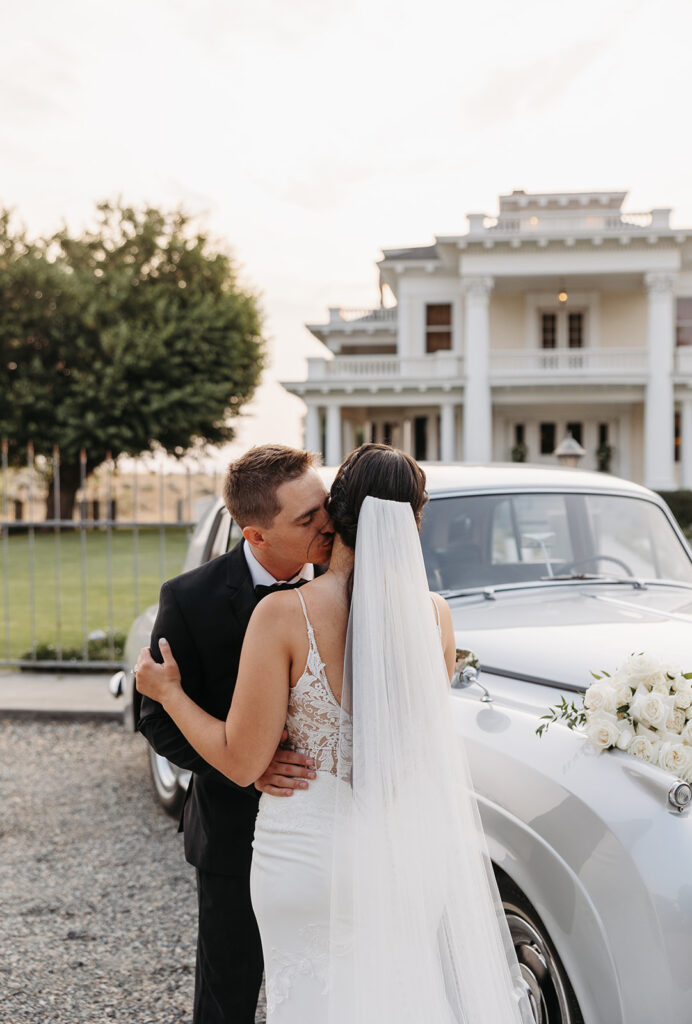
left=254, top=729, right=316, bottom=797
left=134, top=638, right=182, bottom=706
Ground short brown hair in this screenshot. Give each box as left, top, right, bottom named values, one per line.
left=327, top=444, right=428, bottom=549
left=223, top=444, right=320, bottom=528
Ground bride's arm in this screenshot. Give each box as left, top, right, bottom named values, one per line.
left=135, top=597, right=292, bottom=786
left=431, top=592, right=455, bottom=681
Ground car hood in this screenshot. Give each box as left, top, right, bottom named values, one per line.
left=448, top=583, right=692, bottom=689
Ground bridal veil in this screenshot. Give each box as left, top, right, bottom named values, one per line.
left=328, top=496, right=535, bottom=1024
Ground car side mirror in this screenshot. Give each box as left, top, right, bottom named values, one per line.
left=452, top=648, right=492, bottom=702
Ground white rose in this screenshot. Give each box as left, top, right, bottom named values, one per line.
left=671, top=674, right=692, bottom=693
left=658, top=742, right=691, bottom=777
left=623, top=652, right=669, bottom=692
left=661, top=662, right=683, bottom=682
left=584, top=682, right=618, bottom=714
left=682, top=720, right=692, bottom=745
left=628, top=734, right=658, bottom=762
left=666, top=707, right=687, bottom=734
left=614, top=682, right=634, bottom=707
left=674, top=687, right=692, bottom=710
left=631, top=690, right=669, bottom=729
left=615, top=722, right=635, bottom=750
left=585, top=712, right=621, bottom=750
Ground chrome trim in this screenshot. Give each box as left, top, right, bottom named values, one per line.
left=668, top=781, right=692, bottom=813
left=441, top=577, right=692, bottom=601
left=108, top=670, right=125, bottom=698
left=482, top=665, right=585, bottom=695
left=505, top=905, right=574, bottom=1023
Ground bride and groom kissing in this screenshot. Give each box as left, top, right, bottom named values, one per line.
left=135, top=442, right=534, bottom=1024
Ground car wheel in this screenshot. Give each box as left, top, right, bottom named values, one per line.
left=498, top=872, right=584, bottom=1024
left=147, top=745, right=186, bottom=818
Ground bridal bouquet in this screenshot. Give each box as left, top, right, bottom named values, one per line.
left=536, top=653, right=692, bottom=782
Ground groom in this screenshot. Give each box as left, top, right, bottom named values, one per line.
left=137, top=444, right=334, bottom=1024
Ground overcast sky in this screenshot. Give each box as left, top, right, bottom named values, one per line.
left=3, top=0, right=692, bottom=458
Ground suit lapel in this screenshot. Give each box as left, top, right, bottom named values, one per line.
left=225, top=543, right=258, bottom=635
left=224, top=542, right=329, bottom=635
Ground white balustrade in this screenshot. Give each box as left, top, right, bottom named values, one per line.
left=308, top=348, right=663, bottom=384
left=330, top=307, right=397, bottom=324
left=308, top=354, right=465, bottom=381
left=490, top=347, right=649, bottom=377
left=484, top=213, right=654, bottom=236
left=675, top=347, right=692, bottom=376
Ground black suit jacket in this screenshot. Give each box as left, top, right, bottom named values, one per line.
left=137, top=543, right=262, bottom=876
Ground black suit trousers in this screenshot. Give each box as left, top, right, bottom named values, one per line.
left=194, top=868, right=263, bottom=1024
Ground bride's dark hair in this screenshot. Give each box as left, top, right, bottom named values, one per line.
left=327, top=444, right=428, bottom=549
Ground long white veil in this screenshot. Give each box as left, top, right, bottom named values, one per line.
left=328, top=496, right=534, bottom=1024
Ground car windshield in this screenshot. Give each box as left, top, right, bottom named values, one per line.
left=420, top=492, right=692, bottom=592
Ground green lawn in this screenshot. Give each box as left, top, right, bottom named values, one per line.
left=0, top=527, right=189, bottom=661
left=2, top=521, right=691, bottom=664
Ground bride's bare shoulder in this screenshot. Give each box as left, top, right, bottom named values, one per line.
left=430, top=591, right=450, bottom=618
left=248, top=589, right=308, bottom=630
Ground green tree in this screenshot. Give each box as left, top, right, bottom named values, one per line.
left=0, top=202, right=265, bottom=517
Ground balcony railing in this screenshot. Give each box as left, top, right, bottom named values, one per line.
left=490, top=347, right=649, bottom=377
left=302, top=347, right=691, bottom=388
left=676, top=347, right=692, bottom=376
left=328, top=307, right=397, bottom=324
left=478, top=212, right=660, bottom=236
left=306, top=354, right=464, bottom=381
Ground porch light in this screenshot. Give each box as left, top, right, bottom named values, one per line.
left=554, top=432, right=586, bottom=468
left=557, top=289, right=568, bottom=303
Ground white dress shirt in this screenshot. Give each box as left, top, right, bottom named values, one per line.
left=243, top=540, right=315, bottom=588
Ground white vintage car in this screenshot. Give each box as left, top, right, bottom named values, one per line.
left=111, top=464, right=692, bottom=1024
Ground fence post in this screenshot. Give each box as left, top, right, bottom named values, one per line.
left=1, top=438, right=10, bottom=660
left=53, top=445, right=62, bottom=659
left=105, top=451, right=115, bottom=661
left=27, top=442, right=36, bottom=660
left=79, top=448, right=88, bottom=661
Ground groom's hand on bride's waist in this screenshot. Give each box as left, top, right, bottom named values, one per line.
left=254, top=730, right=316, bottom=797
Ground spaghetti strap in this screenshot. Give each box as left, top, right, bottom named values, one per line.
left=295, top=588, right=312, bottom=633
left=430, top=594, right=441, bottom=629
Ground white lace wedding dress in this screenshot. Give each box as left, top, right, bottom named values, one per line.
left=251, top=499, right=535, bottom=1024
left=250, top=589, right=345, bottom=1021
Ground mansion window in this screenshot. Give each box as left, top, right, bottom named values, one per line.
left=540, top=422, right=556, bottom=455
left=568, top=313, right=583, bottom=349
left=677, top=299, right=692, bottom=346
left=539, top=309, right=584, bottom=348
left=541, top=313, right=556, bottom=349
left=567, top=421, right=583, bottom=446
left=425, top=304, right=452, bottom=353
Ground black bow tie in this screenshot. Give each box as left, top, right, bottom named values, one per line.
left=254, top=579, right=308, bottom=601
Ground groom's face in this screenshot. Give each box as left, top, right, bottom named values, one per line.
left=246, top=467, right=333, bottom=572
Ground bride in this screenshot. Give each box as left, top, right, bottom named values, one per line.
left=136, top=444, right=534, bottom=1023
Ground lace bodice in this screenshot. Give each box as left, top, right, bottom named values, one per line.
left=284, top=590, right=343, bottom=775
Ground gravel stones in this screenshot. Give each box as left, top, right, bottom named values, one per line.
left=0, top=719, right=266, bottom=1023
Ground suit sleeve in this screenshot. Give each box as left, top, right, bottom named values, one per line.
left=136, top=580, right=237, bottom=786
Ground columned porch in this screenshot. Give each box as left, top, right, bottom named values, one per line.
left=302, top=398, right=463, bottom=465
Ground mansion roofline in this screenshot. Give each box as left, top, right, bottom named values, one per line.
left=378, top=191, right=689, bottom=276
left=283, top=190, right=692, bottom=492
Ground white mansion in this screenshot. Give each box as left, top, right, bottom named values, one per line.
left=282, top=190, right=692, bottom=491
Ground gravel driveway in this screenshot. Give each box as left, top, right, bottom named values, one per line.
left=0, top=719, right=267, bottom=1024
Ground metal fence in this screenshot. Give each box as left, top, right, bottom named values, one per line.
left=0, top=441, right=223, bottom=669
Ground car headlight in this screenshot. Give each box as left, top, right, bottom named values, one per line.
left=668, top=781, right=692, bottom=813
